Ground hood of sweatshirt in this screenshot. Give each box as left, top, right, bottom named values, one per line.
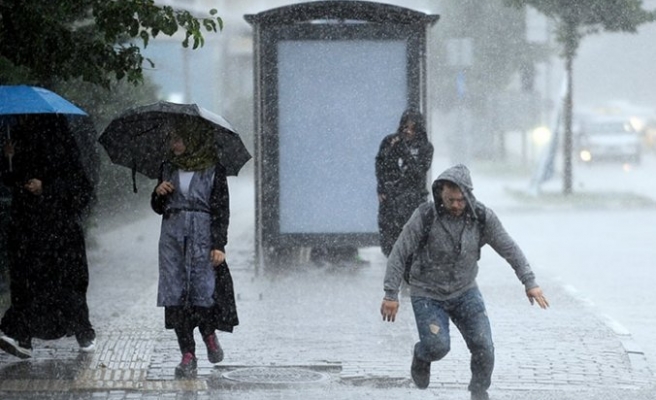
left=431, top=164, right=479, bottom=220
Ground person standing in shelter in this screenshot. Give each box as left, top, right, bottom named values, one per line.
left=0, top=115, right=96, bottom=359
left=151, top=119, right=239, bottom=378
left=380, top=164, right=549, bottom=400
left=375, top=109, right=433, bottom=257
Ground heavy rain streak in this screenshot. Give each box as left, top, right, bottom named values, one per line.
left=1, top=1, right=656, bottom=399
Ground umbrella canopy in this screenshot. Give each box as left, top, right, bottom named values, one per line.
left=98, top=101, right=252, bottom=182
left=0, top=85, right=87, bottom=115
left=0, top=86, right=98, bottom=189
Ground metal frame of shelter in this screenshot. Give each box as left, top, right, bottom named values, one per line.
left=245, top=1, right=439, bottom=270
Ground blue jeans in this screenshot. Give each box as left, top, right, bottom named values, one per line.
left=411, top=287, right=494, bottom=393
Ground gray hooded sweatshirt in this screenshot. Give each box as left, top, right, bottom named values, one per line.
left=383, top=164, right=538, bottom=301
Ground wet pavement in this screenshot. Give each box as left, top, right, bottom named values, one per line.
left=1, top=164, right=655, bottom=400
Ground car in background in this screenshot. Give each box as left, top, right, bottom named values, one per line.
left=641, top=117, right=656, bottom=151
left=576, top=116, right=642, bottom=164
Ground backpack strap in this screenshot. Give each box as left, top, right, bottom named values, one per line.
left=403, top=205, right=434, bottom=283
left=474, top=201, right=487, bottom=246
left=474, top=200, right=486, bottom=226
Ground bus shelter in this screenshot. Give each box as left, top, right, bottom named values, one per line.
left=245, top=1, right=438, bottom=270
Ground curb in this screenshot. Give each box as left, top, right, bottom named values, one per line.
left=559, top=280, right=653, bottom=379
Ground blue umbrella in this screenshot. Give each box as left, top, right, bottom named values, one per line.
left=0, top=86, right=97, bottom=182
left=0, top=85, right=87, bottom=115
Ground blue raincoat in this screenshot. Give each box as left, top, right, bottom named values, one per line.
left=151, top=162, right=238, bottom=332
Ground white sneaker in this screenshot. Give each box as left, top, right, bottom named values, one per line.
left=0, top=335, right=32, bottom=359
left=78, top=338, right=96, bottom=352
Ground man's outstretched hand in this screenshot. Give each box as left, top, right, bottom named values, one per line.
left=527, top=287, right=549, bottom=309
left=380, top=299, right=399, bottom=322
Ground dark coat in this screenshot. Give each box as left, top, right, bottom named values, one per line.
left=375, top=132, right=433, bottom=199
left=375, top=111, right=433, bottom=256
left=0, top=116, right=95, bottom=340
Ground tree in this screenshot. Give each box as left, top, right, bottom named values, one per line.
left=505, top=0, right=655, bottom=194
left=0, top=1, right=224, bottom=227
left=0, top=0, right=222, bottom=88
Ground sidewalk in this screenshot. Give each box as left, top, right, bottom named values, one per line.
left=0, top=172, right=654, bottom=400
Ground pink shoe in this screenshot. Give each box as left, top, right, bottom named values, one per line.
left=203, top=333, right=224, bottom=363
left=174, top=352, right=197, bottom=378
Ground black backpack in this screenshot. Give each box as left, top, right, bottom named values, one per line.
left=403, top=202, right=487, bottom=283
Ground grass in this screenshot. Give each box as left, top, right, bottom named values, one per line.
left=505, top=187, right=656, bottom=209
left=470, top=158, right=656, bottom=210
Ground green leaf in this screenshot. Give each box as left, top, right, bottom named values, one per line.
left=0, top=1, right=224, bottom=87
left=139, top=31, right=150, bottom=47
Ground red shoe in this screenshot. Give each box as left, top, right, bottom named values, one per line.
left=174, top=352, right=197, bottom=378
left=203, top=333, right=224, bottom=364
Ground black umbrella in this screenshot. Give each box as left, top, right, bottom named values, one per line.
left=98, top=101, right=251, bottom=190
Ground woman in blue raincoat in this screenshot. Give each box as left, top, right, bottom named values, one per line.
left=151, top=119, right=238, bottom=378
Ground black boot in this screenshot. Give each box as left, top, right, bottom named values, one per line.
left=410, top=347, right=431, bottom=389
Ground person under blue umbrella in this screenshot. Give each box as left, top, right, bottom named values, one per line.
left=0, top=115, right=96, bottom=359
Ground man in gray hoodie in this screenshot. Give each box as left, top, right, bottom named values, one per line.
left=380, top=164, right=549, bottom=400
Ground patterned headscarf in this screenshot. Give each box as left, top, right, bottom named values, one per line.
left=168, top=117, right=218, bottom=171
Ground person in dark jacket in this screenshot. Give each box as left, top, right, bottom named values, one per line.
left=0, top=115, right=96, bottom=359
left=151, top=120, right=238, bottom=378
left=380, top=164, right=549, bottom=400
left=375, top=109, right=434, bottom=257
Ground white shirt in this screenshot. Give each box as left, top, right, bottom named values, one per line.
left=178, top=170, right=194, bottom=196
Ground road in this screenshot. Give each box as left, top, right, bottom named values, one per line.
left=468, top=150, right=656, bottom=374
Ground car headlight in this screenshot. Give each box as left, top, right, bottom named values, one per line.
left=531, top=126, right=551, bottom=147
left=579, top=150, right=592, bottom=162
